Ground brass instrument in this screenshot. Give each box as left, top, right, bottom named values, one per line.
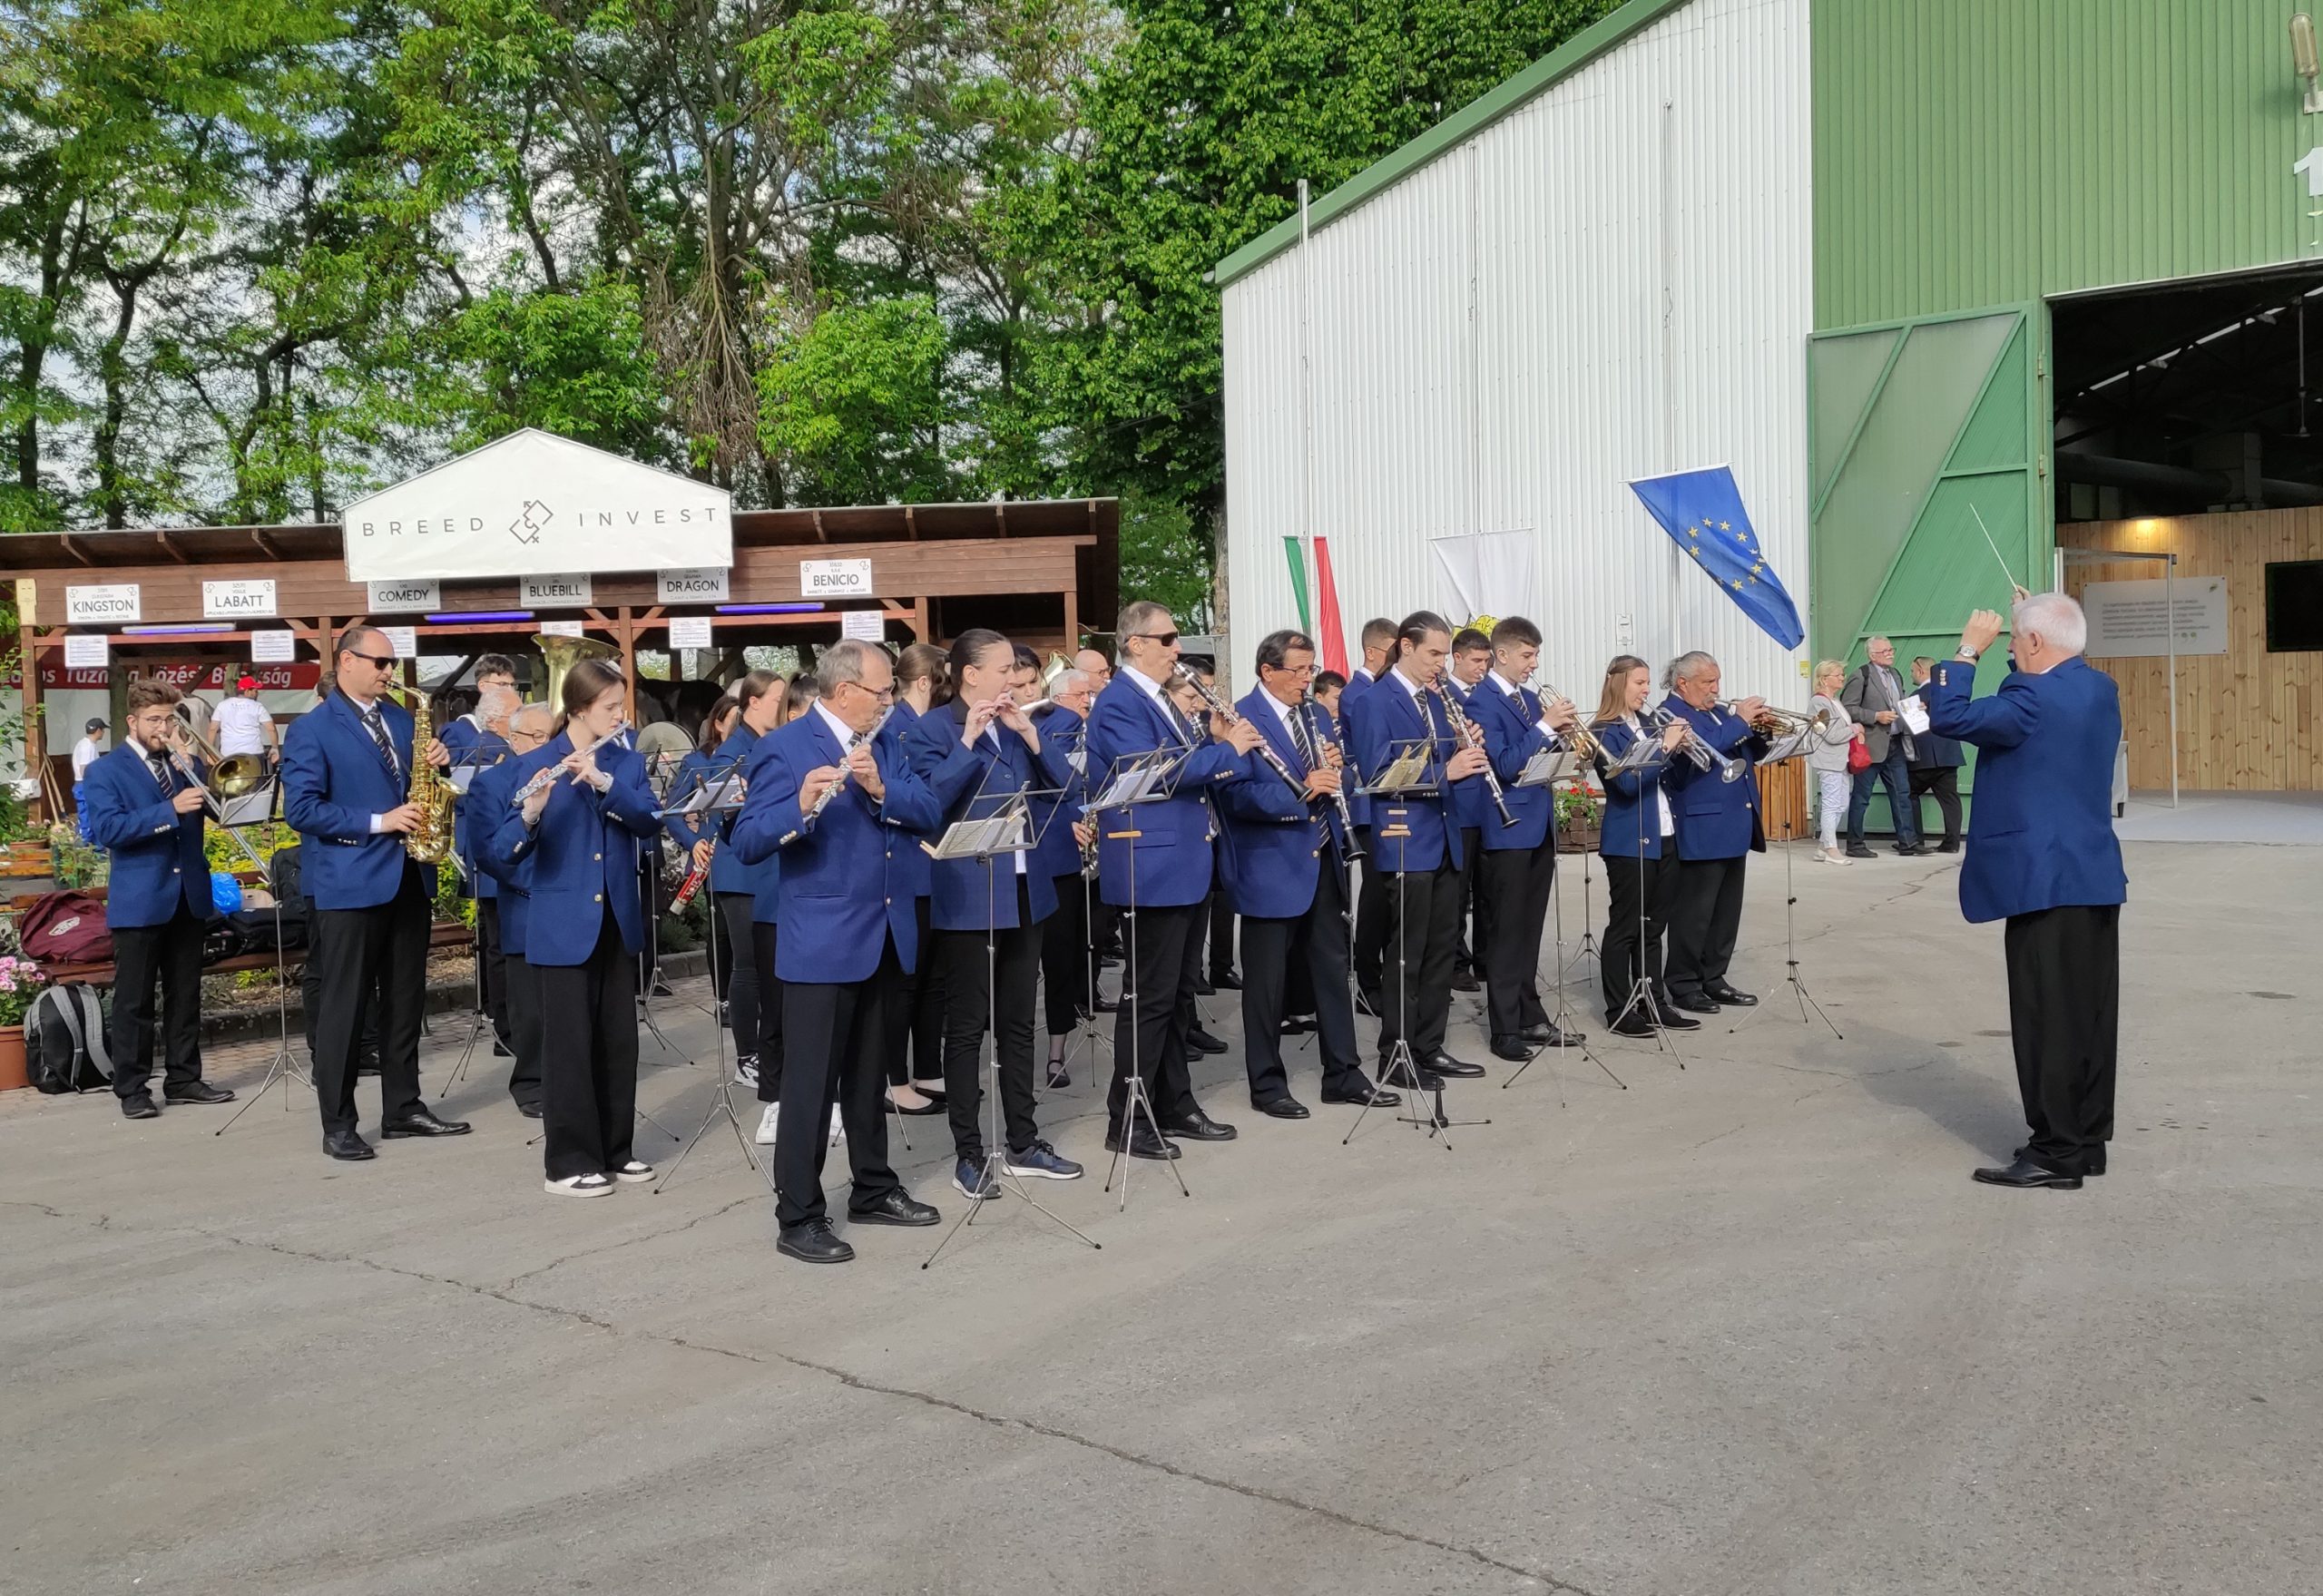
left=1533, top=683, right=1603, bottom=762
left=376, top=676, right=456, bottom=862
left=1725, top=701, right=1831, bottom=739
left=1649, top=705, right=1747, bottom=784
left=1430, top=681, right=1519, bottom=827
left=534, top=632, right=618, bottom=710
left=1041, top=651, right=1073, bottom=696
left=163, top=717, right=269, bottom=806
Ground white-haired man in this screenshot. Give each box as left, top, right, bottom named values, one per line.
left=1925, top=592, right=2127, bottom=1190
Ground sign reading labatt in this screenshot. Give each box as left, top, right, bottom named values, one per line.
left=341, top=428, right=732, bottom=584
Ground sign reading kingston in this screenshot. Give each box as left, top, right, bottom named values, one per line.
left=341, top=429, right=732, bottom=583
left=65, top=583, right=142, bottom=624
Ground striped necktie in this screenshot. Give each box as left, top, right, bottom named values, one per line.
left=360, top=704, right=401, bottom=779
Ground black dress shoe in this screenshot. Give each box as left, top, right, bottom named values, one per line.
left=1606, top=1012, right=1656, bottom=1038
left=1279, top=1015, right=1317, bottom=1035
left=1254, top=1097, right=1311, bottom=1120
left=1704, top=984, right=1757, bottom=1007
left=1092, top=995, right=1120, bottom=1013
left=2016, top=1143, right=2106, bottom=1176
left=120, top=1092, right=161, bottom=1120
left=1104, top=1123, right=1181, bottom=1160
left=1322, top=1082, right=1403, bottom=1108
left=1540, top=1023, right=1583, bottom=1047
left=164, top=1081, right=235, bottom=1105
left=1656, top=1008, right=1701, bottom=1031
left=323, top=1130, right=377, bottom=1160
left=1519, top=1023, right=1554, bottom=1044
left=380, top=1108, right=474, bottom=1139
left=777, top=1219, right=855, bottom=1263
left=1670, top=993, right=1721, bottom=1014
left=849, top=1190, right=940, bottom=1227
left=1380, top=1063, right=1447, bottom=1092
left=514, top=1099, right=544, bottom=1120
left=1210, top=968, right=1242, bottom=991
left=1844, top=844, right=1876, bottom=859
left=1187, top=1027, right=1230, bottom=1055
left=1159, top=1111, right=1237, bottom=1141
left=1936, top=840, right=1961, bottom=854
left=1191, top=976, right=1216, bottom=996
left=1894, top=842, right=1926, bottom=857
left=492, top=1040, right=514, bottom=1058
left=1972, top=1156, right=2082, bottom=1190
left=1449, top=971, right=1482, bottom=993
left=1490, top=1038, right=1539, bottom=1062
left=1424, top=1051, right=1486, bottom=1079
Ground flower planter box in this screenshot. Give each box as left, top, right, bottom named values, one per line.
left=1555, top=824, right=1602, bottom=854
left=0, top=1024, right=26, bottom=1092
left=0, top=843, right=54, bottom=879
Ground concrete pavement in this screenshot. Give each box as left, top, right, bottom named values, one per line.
left=4, top=837, right=2318, bottom=1595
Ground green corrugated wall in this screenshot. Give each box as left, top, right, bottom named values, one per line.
left=1813, top=0, right=2316, bottom=330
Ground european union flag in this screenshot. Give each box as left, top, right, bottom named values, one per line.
left=1627, top=465, right=1805, bottom=649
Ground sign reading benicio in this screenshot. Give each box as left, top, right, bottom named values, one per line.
left=342, top=428, right=731, bottom=583
left=800, top=557, right=874, bottom=597
left=2082, top=577, right=2230, bottom=658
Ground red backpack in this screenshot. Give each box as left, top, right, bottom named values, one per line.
left=15, top=890, right=114, bottom=964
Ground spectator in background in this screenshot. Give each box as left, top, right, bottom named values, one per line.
left=72, top=716, right=109, bottom=842
left=1838, top=635, right=1925, bottom=858
left=1806, top=661, right=1858, bottom=865
left=212, top=675, right=280, bottom=768
left=1907, top=656, right=1965, bottom=853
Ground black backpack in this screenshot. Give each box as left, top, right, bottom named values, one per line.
left=25, top=984, right=113, bottom=1093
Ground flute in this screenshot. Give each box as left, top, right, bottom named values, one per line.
left=775, top=706, right=896, bottom=846
left=510, top=720, right=627, bottom=807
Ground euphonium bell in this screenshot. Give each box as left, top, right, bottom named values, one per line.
left=534, top=632, right=618, bottom=710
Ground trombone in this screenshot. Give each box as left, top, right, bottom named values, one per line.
left=163, top=716, right=270, bottom=813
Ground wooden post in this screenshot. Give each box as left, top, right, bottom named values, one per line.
left=1063, top=586, right=1079, bottom=654
left=617, top=605, right=638, bottom=724
left=15, top=585, right=46, bottom=822
left=911, top=598, right=929, bottom=643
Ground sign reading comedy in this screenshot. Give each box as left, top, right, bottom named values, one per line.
left=340, top=428, right=733, bottom=584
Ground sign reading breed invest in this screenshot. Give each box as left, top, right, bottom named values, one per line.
left=341, top=428, right=732, bottom=583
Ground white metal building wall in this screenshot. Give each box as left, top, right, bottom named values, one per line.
left=1220, top=0, right=1814, bottom=706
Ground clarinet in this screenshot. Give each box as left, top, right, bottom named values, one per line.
left=1299, top=698, right=1366, bottom=864
left=776, top=706, right=896, bottom=846
left=1432, top=681, right=1519, bottom=827
left=1173, top=671, right=1310, bottom=806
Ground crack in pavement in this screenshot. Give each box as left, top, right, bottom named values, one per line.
left=6, top=1199, right=1591, bottom=1594
left=495, top=1190, right=765, bottom=1291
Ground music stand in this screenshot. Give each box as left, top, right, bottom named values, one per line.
left=1502, top=742, right=1626, bottom=1096
left=1089, top=747, right=1194, bottom=1208
left=1044, top=724, right=1112, bottom=1090
left=651, top=758, right=772, bottom=1191
left=1599, top=731, right=1686, bottom=1070
left=437, top=748, right=511, bottom=1100
left=923, top=769, right=1102, bottom=1267
left=206, top=779, right=309, bottom=1136
left=1343, top=736, right=1486, bottom=1148
left=1724, top=731, right=1842, bottom=1042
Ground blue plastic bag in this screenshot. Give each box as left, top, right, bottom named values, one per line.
left=211, top=870, right=244, bottom=915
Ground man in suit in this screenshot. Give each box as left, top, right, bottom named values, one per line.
left=471, top=702, right=550, bottom=1115
left=1082, top=601, right=1262, bottom=1161
left=1905, top=655, right=1965, bottom=852
left=1445, top=628, right=1495, bottom=992
left=80, top=680, right=235, bottom=1119
left=1343, top=617, right=1397, bottom=1005
left=280, top=626, right=472, bottom=1160
left=1347, top=611, right=1493, bottom=1088
left=1463, top=617, right=1584, bottom=1059
left=1034, top=668, right=1104, bottom=1088
left=1839, top=635, right=1926, bottom=857
left=1926, top=595, right=2128, bottom=1190
left=1220, top=629, right=1399, bottom=1118
left=730, top=640, right=945, bottom=1262
left=1658, top=652, right=1770, bottom=1014
left=445, top=680, right=517, bottom=1061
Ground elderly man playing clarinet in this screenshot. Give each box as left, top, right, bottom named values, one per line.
left=1925, top=593, right=2127, bottom=1190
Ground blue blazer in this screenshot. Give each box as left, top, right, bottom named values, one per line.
left=1081, top=672, right=1248, bottom=909
left=730, top=711, right=947, bottom=982
left=1219, top=688, right=1343, bottom=920
left=281, top=692, right=437, bottom=910
left=469, top=757, right=532, bottom=957
left=875, top=702, right=935, bottom=903
left=900, top=697, right=1064, bottom=932
left=1338, top=671, right=1378, bottom=828
left=1660, top=697, right=1769, bottom=861
left=1924, top=654, right=2127, bottom=924
left=83, top=743, right=211, bottom=929
left=1027, top=703, right=1091, bottom=879
left=1445, top=681, right=1497, bottom=835
left=446, top=725, right=513, bottom=900
left=1347, top=673, right=1465, bottom=875
left=1593, top=718, right=1676, bottom=862
left=1465, top=677, right=1557, bottom=852
left=489, top=730, right=663, bottom=965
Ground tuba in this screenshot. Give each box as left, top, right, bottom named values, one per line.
left=534, top=632, right=619, bottom=711
left=377, top=673, right=456, bottom=863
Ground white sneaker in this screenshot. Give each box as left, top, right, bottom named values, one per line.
left=755, top=1103, right=780, bottom=1145
left=828, top=1107, right=846, bottom=1147
left=545, top=1173, right=614, bottom=1198
left=735, top=1054, right=760, bottom=1087
left=612, top=1160, right=654, bottom=1183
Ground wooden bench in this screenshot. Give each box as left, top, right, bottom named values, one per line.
left=8, top=885, right=473, bottom=988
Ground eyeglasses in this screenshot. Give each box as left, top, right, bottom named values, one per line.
left=1262, top=661, right=1317, bottom=676
left=1128, top=631, right=1181, bottom=648
left=346, top=651, right=396, bottom=669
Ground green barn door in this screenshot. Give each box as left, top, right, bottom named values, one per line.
left=1808, top=305, right=2047, bottom=830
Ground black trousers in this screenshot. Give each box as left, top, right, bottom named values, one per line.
left=1480, top=845, right=1555, bottom=1042
left=1041, top=870, right=1093, bottom=1037
left=1455, top=827, right=1483, bottom=974
left=778, top=940, right=904, bottom=1229
left=505, top=946, right=544, bottom=1110
left=1352, top=827, right=1390, bottom=994
left=309, top=863, right=430, bottom=1138
left=715, top=893, right=760, bottom=1063
left=1240, top=860, right=1367, bottom=1103
left=888, top=896, right=946, bottom=1086
left=750, top=921, right=788, bottom=1104
left=1109, top=900, right=1201, bottom=1127
left=2004, top=906, right=2120, bottom=1175
left=1910, top=765, right=1963, bottom=847
left=1664, top=854, right=1747, bottom=999
left=534, top=908, right=639, bottom=1180
left=1379, top=860, right=1461, bottom=1068
left=475, top=897, right=514, bottom=1051
left=1602, top=854, right=1675, bottom=1019
left=303, top=898, right=381, bottom=1070
left=935, top=876, right=1043, bottom=1161
left=109, top=899, right=205, bottom=1098
left=1207, top=888, right=1237, bottom=979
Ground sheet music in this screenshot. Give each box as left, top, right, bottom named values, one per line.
left=926, top=812, right=1030, bottom=859
left=1898, top=697, right=1930, bottom=736
left=660, top=773, right=747, bottom=816
left=1516, top=747, right=1579, bottom=788
left=1089, top=760, right=1167, bottom=810
left=1361, top=744, right=1436, bottom=796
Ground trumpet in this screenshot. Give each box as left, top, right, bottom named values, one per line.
left=1725, top=701, right=1831, bottom=738
left=1534, top=683, right=1603, bottom=762
left=1649, top=706, right=1748, bottom=783
left=510, top=720, right=629, bottom=807
left=1431, top=681, right=1519, bottom=827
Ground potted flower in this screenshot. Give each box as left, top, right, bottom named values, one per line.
left=0, top=952, right=48, bottom=1091
left=1554, top=782, right=1604, bottom=854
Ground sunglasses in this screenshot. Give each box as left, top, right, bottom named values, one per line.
left=346, top=651, right=396, bottom=669
left=1129, top=630, right=1181, bottom=647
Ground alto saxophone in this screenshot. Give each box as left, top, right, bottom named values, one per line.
left=381, top=678, right=456, bottom=863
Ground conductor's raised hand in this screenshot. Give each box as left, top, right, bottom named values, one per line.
left=1961, top=608, right=2006, bottom=656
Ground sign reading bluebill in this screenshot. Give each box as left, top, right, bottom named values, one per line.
left=521, top=573, right=594, bottom=607
left=342, top=428, right=731, bottom=583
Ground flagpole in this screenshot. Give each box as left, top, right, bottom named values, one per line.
left=1658, top=99, right=1682, bottom=667
left=1298, top=178, right=1320, bottom=636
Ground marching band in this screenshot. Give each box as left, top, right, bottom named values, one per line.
left=86, top=602, right=1815, bottom=1262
